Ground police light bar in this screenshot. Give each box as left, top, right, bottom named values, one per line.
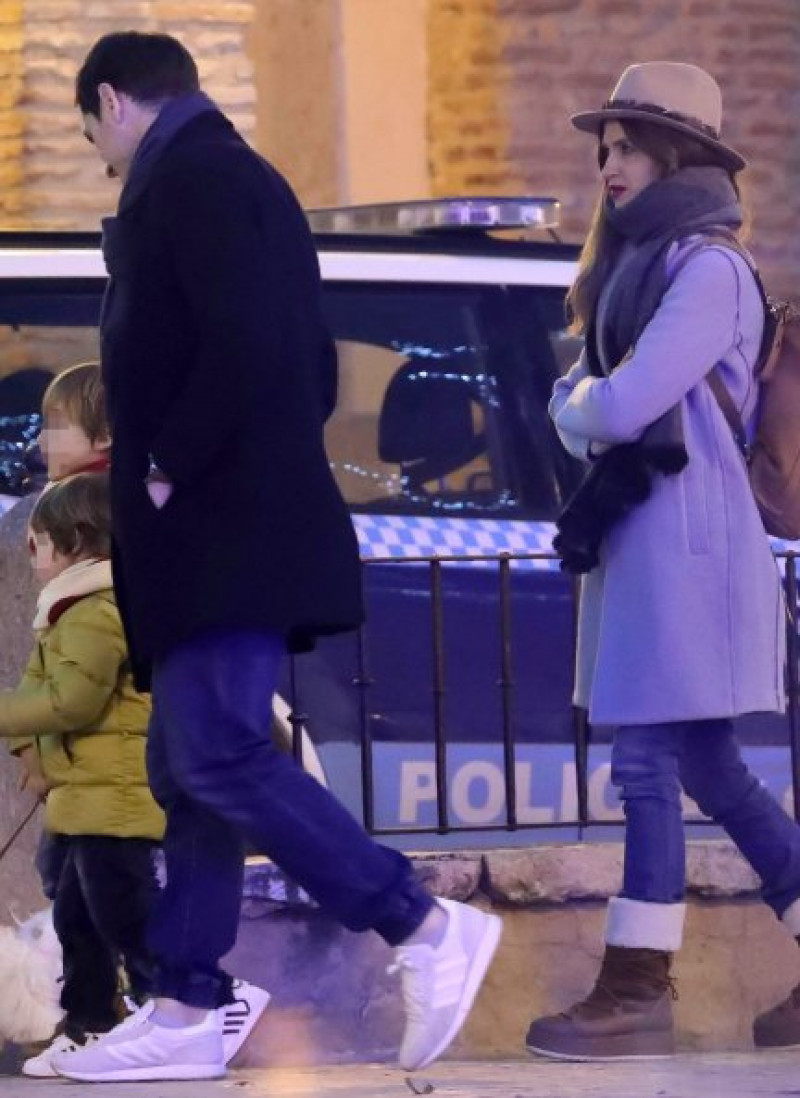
left=306, top=197, right=561, bottom=234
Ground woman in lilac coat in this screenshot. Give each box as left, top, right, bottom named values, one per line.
left=526, top=62, right=800, bottom=1061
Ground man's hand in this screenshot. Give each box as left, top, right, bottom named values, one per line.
left=146, top=476, right=174, bottom=509
left=145, top=460, right=174, bottom=509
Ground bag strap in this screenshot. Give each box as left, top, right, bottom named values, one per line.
left=668, top=227, right=774, bottom=461
left=693, top=226, right=777, bottom=370
left=706, top=369, right=750, bottom=459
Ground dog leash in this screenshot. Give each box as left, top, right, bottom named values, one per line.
left=0, top=802, right=40, bottom=865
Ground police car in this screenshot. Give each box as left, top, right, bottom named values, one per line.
left=0, top=199, right=794, bottom=847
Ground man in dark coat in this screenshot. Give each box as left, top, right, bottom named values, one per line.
left=53, top=31, right=501, bottom=1084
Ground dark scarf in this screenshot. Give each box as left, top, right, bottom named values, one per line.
left=553, top=166, right=742, bottom=574
left=117, top=90, right=219, bottom=214
left=100, top=92, right=219, bottom=326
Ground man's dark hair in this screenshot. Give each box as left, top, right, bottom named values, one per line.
left=75, top=31, right=199, bottom=116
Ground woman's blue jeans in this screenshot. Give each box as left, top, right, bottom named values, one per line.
left=145, top=628, right=434, bottom=1008
left=611, top=719, right=800, bottom=914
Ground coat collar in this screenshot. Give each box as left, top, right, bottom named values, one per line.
left=34, top=558, right=114, bottom=630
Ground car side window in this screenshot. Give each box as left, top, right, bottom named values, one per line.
left=323, top=285, right=509, bottom=515
left=0, top=367, right=54, bottom=498
left=323, top=282, right=581, bottom=519
left=327, top=340, right=501, bottom=512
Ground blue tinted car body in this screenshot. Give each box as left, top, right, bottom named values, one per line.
left=0, top=223, right=796, bottom=848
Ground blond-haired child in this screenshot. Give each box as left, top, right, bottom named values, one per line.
left=12, top=363, right=111, bottom=803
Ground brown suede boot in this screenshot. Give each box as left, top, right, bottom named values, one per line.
left=526, top=946, right=676, bottom=1061
left=753, top=937, right=800, bottom=1048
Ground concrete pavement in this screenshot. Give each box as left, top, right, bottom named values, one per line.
left=0, top=1054, right=799, bottom=1098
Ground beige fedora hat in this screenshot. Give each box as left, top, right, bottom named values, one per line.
left=571, top=62, right=745, bottom=171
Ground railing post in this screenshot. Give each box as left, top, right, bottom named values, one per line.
left=498, top=553, right=517, bottom=829
left=784, top=552, right=800, bottom=822
left=287, top=654, right=308, bottom=768
left=570, top=575, right=590, bottom=831
left=354, top=615, right=376, bottom=833
left=573, top=707, right=590, bottom=833
left=430, top=557, right=449, bottom=833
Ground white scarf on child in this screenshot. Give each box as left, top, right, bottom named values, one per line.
left=33, top=558, right=114, bottom=630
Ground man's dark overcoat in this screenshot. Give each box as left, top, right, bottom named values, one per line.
left=100, top=111, right=363, bottom=687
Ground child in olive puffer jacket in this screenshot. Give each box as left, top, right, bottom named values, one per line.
left=0, top=472, right=164, bottom=1074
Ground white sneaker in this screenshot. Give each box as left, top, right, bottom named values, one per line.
left=22, top=1031, right=102, bottom=1079
left=393, top=897, right=502, bottom=1071
left=50, top=1007, right=225, bottom=1082
left=217, top=978, right=271, bottom=1064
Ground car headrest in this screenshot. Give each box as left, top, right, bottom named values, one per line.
left=378, top=360, right=486, bottom=489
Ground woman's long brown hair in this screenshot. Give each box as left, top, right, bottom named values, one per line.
left=566, top=119, right=743, bottom=334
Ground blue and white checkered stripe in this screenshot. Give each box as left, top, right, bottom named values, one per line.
left=352, top=514, right=560, bottom=570
left=352, top=514, right=800, bottom=574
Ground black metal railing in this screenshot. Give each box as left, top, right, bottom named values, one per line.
left=785, top=554, right=800, bottom=817
left=286, top=550, right=800, bottom=839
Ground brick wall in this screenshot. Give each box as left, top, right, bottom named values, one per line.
left=0, top=1, right=259, bottom=379
left=0, top=1, right=28, bottom=378
left=428, top=0, right=519, bottom=195
left=20, top=0, right=257, bottom=229
left=9, top=0, right=800, bottom=296
left=427, top=0, right=800, bottom=297
left=0, top=1, right=25, bottom=226
left=247, top=0, right=341, bottom=208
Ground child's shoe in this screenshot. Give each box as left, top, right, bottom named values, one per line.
left=218, top=978, right=271, bottom=1064
left=22, top=1029, right=102, bottom=1078
left=50, top=1004, right=224, bottom=1082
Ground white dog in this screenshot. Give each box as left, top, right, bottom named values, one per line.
left=0, top=908, right=63, bottom=1044
left=0, top=906, right=270, bottom=1064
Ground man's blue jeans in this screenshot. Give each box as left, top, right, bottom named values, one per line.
left=145, top=628, right=434, bottom=1008
left=611, top=720, right=800, bottom=914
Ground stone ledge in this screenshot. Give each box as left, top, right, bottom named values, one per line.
left=229, top=850, right=787, bottom=1062
left=481, top=841, right=759, bottom=904
left=241, top=840, right=759, bottom=917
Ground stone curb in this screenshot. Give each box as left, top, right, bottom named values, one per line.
left=480, top=841, right=759, bottom=904
left=242, top=839, right=759, bottom=915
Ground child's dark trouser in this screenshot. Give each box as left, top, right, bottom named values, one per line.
left=52, top=834, right=160, bottom=1036
left=35, top=830, right=67, bottom=901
